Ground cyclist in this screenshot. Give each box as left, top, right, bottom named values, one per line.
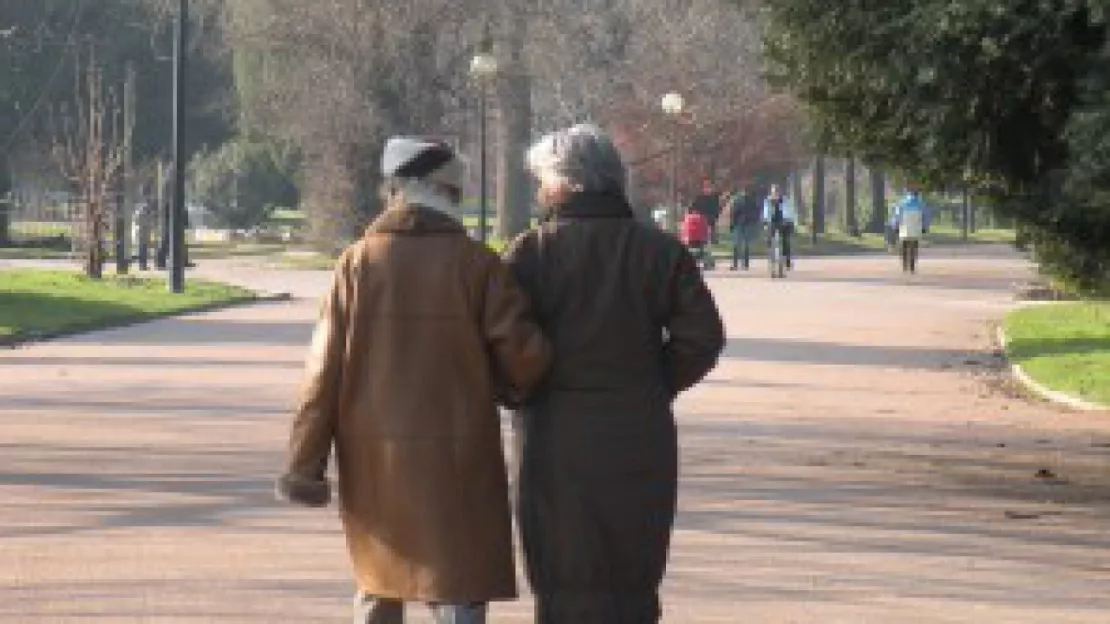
left=892, top=186, right=930, bottom=273
left=762, top=184, right=796, bottom=270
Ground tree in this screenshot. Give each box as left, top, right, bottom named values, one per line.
left=760, top=0, right=1109, bottom=288
left=810, top=154, right=825, bottom=241
left=0, top=0, right=235, bottom=247
left=228, top=0, right=786, bottom=245
left=189, top=138, right=298, bottom=230
left=867, top=168, right=887, bottom=235
left=844, top=157, right=858, bottom=236
left=50, top=51, right=133, bottom=278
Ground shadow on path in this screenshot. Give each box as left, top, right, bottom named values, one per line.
left=722, top=336, right=981, bottom=369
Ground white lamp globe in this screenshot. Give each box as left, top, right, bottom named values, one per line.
left=661, top=92, right=685, bottom=116
left=470, top=53, right=499, bottom=79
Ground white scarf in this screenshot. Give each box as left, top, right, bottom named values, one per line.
left=397, top=179, right=458, bottom=216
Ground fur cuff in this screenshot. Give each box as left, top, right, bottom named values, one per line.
left=276, top=473, right=331, bottom=508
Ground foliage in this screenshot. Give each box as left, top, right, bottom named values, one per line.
left=1050, top=38, right=1110, bottom=293
left=760, top=0, right=1109, bottom=290
left=189, top=139, right=299, bottom=230
left=0, top=0, right=234, bottom=166
left=0, top=268, right=254, bottom=344
left=1005, top=302, right=1110, bottom=405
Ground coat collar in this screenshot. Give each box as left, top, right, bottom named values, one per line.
left=547, top=191, right=635, bottom=221
left=366, top=204, right=466, bottom=236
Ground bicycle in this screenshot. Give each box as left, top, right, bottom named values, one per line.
left=767, top=225, right=786, bottom=279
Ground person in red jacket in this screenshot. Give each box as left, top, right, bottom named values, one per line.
left=680, top=209, right=713, bottom=269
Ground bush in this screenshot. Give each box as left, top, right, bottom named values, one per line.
left=189, top=139, right=300, bottom=230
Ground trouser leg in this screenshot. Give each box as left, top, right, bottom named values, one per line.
left=782, top=225, right=793, bottom=267
left=429, top=603, right=487, bottom=624
left=901, top=240, right=910, bottom=271
left=355, top=594, right=404, bottom=624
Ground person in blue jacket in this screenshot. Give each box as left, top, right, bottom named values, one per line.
left=763, top=184, right=797, bottom=269
left=891, top=187, right=930, bottom=273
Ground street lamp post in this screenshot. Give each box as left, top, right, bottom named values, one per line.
left=169, top=0, right=188, bottom=293
left=661, top=92, right=685, bottom=232
left=470, top=49, right=498, bottom=244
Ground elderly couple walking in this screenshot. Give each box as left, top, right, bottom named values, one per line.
left=276, top=124, right=725, bottom=624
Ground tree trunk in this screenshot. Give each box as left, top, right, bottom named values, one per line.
left=494, top=9, right=532, bottom=242
left=811, top=155, right=826, bottom=243
left=494, top=73, right=532, bottom=242
left=85, top=197, right=104, bottom=279
left=866, top=167, right=887, bottom=234
left=791, top=169, right=806, bottom=227
left=845, top=157, right=859, bottom=236
left=0, top=155, right=10, bottom=246
left=961, top=188, right=970, bottom=241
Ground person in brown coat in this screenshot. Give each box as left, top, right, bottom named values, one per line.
left=505, top=124, right=726, bottom=623
left=277, top=137, right=551, bottom=624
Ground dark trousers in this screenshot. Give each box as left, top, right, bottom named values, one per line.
left=901, top=239, right=920, bottom=273
left=731, top=224, right=756, bottom=269
left=769, top=223, right=794, bottom=267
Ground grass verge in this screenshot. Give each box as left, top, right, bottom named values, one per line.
left=0, top=269, right=256, bottom=346
left=1003, top=302, right=1110, bottom=406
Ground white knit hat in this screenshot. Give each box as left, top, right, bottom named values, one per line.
left=381, top=137, right=464, bottom=191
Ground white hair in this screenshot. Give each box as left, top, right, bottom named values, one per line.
left=526, top=123, right=627, bottom=195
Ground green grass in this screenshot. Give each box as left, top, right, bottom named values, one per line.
left=0, top=269, right=256, bottom=345
left=1004, top=302, right=1110, bottom=406
left=0, top=247, right=74, bottom=260
left=9, top=221, right=75, bottom=238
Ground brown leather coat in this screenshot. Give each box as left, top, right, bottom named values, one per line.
left=283, top=204, right=551, bottom=602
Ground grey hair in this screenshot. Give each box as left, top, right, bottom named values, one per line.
left=526, top=123, right=627, bottom=195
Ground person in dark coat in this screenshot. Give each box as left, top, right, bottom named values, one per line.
left=728, top=184, right=761, bottom=270
left=505, top=124, right=726, bottom=624
left=690, top=179, right=722, bottom=244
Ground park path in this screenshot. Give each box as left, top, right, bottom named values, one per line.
left=1, top=247, right=1109, bottom=623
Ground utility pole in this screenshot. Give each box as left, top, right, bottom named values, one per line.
left=169, top=0, right=188, bottom=293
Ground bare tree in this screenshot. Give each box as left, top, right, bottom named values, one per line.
left=226, top=0, right=801, bottom=242
left=51, top=49, right=133, bottom=279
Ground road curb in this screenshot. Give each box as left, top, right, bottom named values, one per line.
left=995, top=326, right=1109, bottom=412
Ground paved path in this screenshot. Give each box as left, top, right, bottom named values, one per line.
left=2, top=247, right=1109, bottom=623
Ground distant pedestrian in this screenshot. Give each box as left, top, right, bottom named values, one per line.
left=681, top=208, right=714, bottom=270
left=892, top=186, right=930, bottom=273
left=277, top=137, right=552, bottom=624
left=763, top=184, right=797, bottom=269
left=507, top=123, right=725, bottom=624
left=690, top=179, right=722, bottom=244
left=728, top=184, right=761, bottom=270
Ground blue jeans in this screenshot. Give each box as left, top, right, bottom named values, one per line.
left=732, top=224, right=756, bottom=269
left=355, top=594, right=487, bottom=624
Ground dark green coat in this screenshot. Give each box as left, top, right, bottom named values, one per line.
left=505, top=191, right=725, bottom=624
